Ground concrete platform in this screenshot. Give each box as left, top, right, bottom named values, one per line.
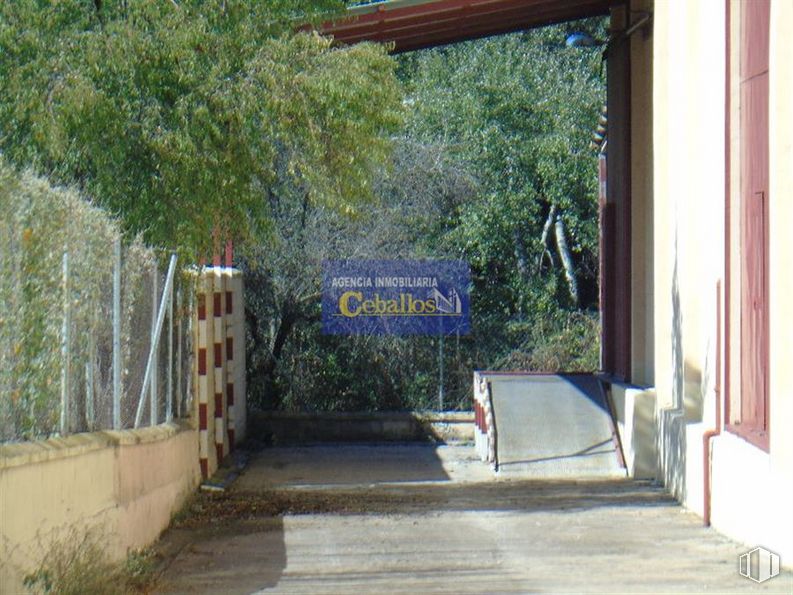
left=235, top=443, right=492, bottom=490
left=153, top=444, right=792, bottom=594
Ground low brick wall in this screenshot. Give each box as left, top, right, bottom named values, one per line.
left=0, top=423, right=200, bottom=593
left=249, top=411, right=474, bottom=445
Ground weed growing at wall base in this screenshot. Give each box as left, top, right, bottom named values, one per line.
left=22, top=528, right=156, bottom=595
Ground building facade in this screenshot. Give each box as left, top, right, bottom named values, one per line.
left=623, top=0, right=793, bottom=562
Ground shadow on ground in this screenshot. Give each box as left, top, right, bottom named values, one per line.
left=152, top=444, right=785, bottom=594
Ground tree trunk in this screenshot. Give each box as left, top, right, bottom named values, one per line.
left=246, top=301, right=299, bottom=409
left=513, top=227, right=530, bottom=281
left=537, top=204, right=558, bottom=273
left=554, top=215, right=579, bottom=306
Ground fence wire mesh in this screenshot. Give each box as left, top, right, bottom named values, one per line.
left=0, top=166, right=193, bottom=443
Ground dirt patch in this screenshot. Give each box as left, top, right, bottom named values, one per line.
left=170, top=488, right=434, bottom=529
left=169, top=477, right=673, bottom=532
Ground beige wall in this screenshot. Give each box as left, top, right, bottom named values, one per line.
left=712, top=0, right=793, bottom=558
left=629, top=0, right=655, bottom=387
left=0, top=424, right=200, bottom=593
left=647, top=0, right=793, bottom=561
left=652, top=0, right=725, bottom=416
left=650, top=0, right=726, bottom=510
left=766, top=0, right=793, bottom=491
left=227, top=271, right=248, bottom=445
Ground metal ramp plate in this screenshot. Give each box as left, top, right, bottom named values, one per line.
left=488, top=374, right=624, bottom=478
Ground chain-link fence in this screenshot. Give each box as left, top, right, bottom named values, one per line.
left=0, top=165, right=193, bottom=443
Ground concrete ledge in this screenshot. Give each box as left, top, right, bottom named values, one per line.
left=609, top=384, right=657, bottom=479
left=249, top=411, right=474, bottom=445
left=0, top=421, right=193, bottom=470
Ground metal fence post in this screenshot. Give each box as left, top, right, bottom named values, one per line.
left=113, top=238, right=122, bottom=430
left=86, top=331, right=95, bottom=431
left=185, top=289, right=194, bottom=417
left=134, top=254, right=178, bottom=428
left=166, top=265, right=174, bottom=422
left=60, top=251, right=71, bottom=436
left=438, top=332, right=444, bottom=412
left=176, top=287, right=183, bottom=419
left=151, top=265, right=158, bottom=426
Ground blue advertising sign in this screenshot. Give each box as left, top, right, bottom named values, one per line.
left=322, top=260, right=471, bottom=336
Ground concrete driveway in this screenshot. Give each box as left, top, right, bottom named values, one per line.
left=153, top=443, right=792, bottom=594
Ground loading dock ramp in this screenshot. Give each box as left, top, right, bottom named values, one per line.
left=474, top=373, right=624, bottom=478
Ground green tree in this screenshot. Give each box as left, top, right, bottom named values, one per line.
left=402, top=23, right=606, bottom=313
left=0, top=0, right=403, bottom=255
left=241, top=138, right=477, bottom=410
left=243, top=22, right=607, bottom=412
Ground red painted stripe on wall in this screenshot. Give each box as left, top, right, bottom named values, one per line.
left=200, top=458, right=208, bottom=478
left=216, top=443, right=224, bottom=463
left=214, top=343, right=222, bottom=368
left=197, top=294, right=206, bottom=320
left=199, top=403, right=208, bottom=430
left=198, top=348, right=207, bottom=376
left=214, top=393, right=223, bottom=418
left=228, top=429, right=236, bottom=450
left=227, top=383, right=234, bottom=407
left=226, top=337, right=233, bottom=360
left=226, top=291, right=233, bottom=315
left=213, top=292, right=222, bottom=317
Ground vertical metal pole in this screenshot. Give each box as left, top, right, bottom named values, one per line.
left=86, top=331, right=95, bottom=431
left=134, top=254, right=178, bottom=428
left=150, top=265, right=158, bottom=426
left=166, top=261, right=174, bottom=422
left=113, top=239, right=122, bottom=429
left=438, top=333, right=444, bottom=412
left=60, top=252, right=71, bottom=435
left=176, top=287, right=183, bottom=419
left=185, top=290, right=194, bottom=415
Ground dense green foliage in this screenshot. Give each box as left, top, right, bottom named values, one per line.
left=401, top=25, right=605, bottom=311
left=1, top=2, right=606, bottom=415
left=0, top=0, right=402, bottom=255
left=243, top=22, right=606, bottom=412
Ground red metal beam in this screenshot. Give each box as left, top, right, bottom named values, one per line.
left=337, top=0, right=596, bottom=40
left=322, top=0, right=616, bottom=52
left=385, top=2, right=612, bottom=51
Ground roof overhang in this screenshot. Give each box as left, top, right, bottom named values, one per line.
left=321, top=0, right=618, bottom=53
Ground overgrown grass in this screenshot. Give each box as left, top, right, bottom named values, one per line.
left=23, top=529, right=157, bottom=595
left=497, top=311, right=601, bottom=372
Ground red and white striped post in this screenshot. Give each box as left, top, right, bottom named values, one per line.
left=212, top=266, right=226, bottom=467
left=194, top=239, right=245, bottom=478
left=197, top=291, right=209, bottom=478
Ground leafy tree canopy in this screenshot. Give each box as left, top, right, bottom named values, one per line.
left=0, top=1, right=403, bottom=255
left=242, top=21, right=608, bottom=411
left=399, top=22, right=606, bottom=313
